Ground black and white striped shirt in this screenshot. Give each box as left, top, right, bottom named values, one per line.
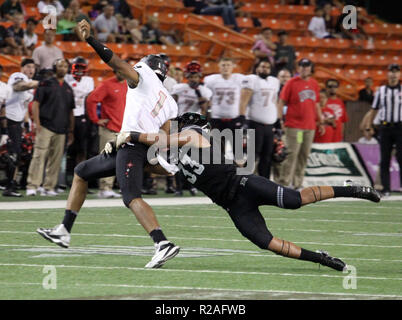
left=372, top=83, right=402, bottom=124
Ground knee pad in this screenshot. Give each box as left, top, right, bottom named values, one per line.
left=238, top=226, right=273, bottom=250
left=278, top=186, right=302, bottom=209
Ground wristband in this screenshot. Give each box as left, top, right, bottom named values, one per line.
left=130, top=131, right=141, bottom=143
left=86, top=36, right=113, bottom=64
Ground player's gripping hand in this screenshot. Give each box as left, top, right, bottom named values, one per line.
left=101, top=139, right=117, bottom=155
left=116, top=132, right=131, bottom=149
left=76, top=19, right=91, bottom=41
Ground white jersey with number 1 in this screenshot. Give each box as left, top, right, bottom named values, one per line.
left=204, top=73, right=245, bottom=119
left=121, top=61, right=178, bottom=133
left=241, top=74, right=280, bottom=125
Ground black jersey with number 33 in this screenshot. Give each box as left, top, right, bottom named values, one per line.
left=177, top=126, right=242, bottom=207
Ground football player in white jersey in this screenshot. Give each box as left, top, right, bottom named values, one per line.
left=171, top=61, right=211, bottom=196
left=2, top=58, right=38, bottom=197
left=64, top=56, right=94, bottom=165
left=171, top=61, right=212, bottom=116
left=204, top=57, right=245, bottom=160
left=37, top=20, right=180, bottom=269
left=239, top=58, right=280, bottom=179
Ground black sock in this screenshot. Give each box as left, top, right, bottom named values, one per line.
left=62, top=210, right=77, bottom=233
left=149, top=228, right=167, bottom=244
left=299, top=248, right=322, bottom=263
left=332, top=186, right=353, bottom=198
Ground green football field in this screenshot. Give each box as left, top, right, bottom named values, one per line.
left=0, top=198, right=401, bottom=300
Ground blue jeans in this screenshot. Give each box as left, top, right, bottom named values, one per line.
left=200, top=5, right=239, bottom=30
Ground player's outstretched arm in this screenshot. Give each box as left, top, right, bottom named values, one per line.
left=75, top=20, right=139, bottom=87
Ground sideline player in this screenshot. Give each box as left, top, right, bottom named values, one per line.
left=171, top=61, right=212, bottom=115
left=37, top=20, right=180, bottom=269
left=239, top=58, right=280, bottom=178
left=118, top=112, right=381, bottom=272
left=65, top=56, right=94, bottom=165
left=204, top=57, right=245, bottom=159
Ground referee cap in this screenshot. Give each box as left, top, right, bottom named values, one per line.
left=388, top=63, right=400, bottom=71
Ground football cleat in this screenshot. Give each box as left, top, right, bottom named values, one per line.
left=344, top=180, right=381, bottom=203
left=145, top=240, right=180, bottom=269
left=353, top=186, right=381, bottom=203
left=317, top=250, right=346, bottom=272
left=37, top=224, right=70, bottom=248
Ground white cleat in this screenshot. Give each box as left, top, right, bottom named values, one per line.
left=36, top=224, right=70, bottom=248
left=98, top=190, right=122, bottom=198
left=145, top=240, right=180, bottom=269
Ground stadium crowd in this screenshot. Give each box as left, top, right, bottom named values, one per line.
left=0, top=0, right=400, bottom=199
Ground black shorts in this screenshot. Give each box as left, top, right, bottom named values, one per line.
left=74, top=152, right=117, bottom=181
left=116, top=143, right=149, bottom=207
left=225, top=175, right=301, bottom=249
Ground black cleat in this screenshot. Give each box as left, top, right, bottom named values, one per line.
left=165, top=186, right=176, bottom=194
left=2, top=189, right=22, bottom=197
left=354, top=186, right=381, bottom=203
left=318, top=251, right=346, bottom=271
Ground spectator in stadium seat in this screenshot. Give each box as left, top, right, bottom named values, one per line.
left=126, top=19, right=143, bottom=44
left=313, top=89, right=336, bottom=143
left=93, top=4, right=121, bottom=43
left=358, top=77, right=374, bottom=104
left=0, top=0, right=24, bottom=21
left=183, top=0, right=240, bottom=32
left=38, top=0, right=65, bottom=16
left=32, top=29, right=64, bottom=70
left=23, top=17, right=38, bottom=56
left=308, top=7, right=334, bottom=39
left=274, top=30, right=296, bottom=75
left=0, top=25, right=9, bottom=54
left=141, top=16, right=176, bottom=46
left=26, top=58, right=74, bottom=197
left=322, top=3, right=337, bottom=36
left=57, top=7, right=77, bottom=40
left=325, top=78, right=348, bottom=142
left=5, top=12, right=25, bottom=55
left=108, top=0, right=133, bottom=19
left=252, top=28, right=276, bottom=66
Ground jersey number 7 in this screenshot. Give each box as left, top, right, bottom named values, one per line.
left=151, top=91, right=167, bottom=118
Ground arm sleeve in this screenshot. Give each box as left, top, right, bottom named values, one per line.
left=86, top=83, right=107, bottom=124
left=240, top=75, right=255, bottom=91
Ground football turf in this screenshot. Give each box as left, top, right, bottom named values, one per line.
left=0, top=199, right=401, bottom=300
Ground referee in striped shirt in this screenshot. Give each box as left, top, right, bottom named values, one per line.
left=366, top=63, right=402, bottom=196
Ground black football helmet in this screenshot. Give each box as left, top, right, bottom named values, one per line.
left=175, top=112, right=210, bottom=131
left=140, top=54, right=169, bottom=82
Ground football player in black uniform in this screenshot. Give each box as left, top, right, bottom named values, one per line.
left=119, top=112, right=381, bottom=272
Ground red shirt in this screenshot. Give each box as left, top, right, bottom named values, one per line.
left=86, top=77, right=127, bottom=133
left=326, top=97, right=348, bottom=142
left=314, top=106, right=335, bottom=143
left=280, top=76, right=320, bottom=130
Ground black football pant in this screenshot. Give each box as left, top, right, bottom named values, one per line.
left=75, top=143, right=148, bottom=207
left=226, top=175, right=301, bottom=249
left=5, top=119, right=22, bottom=187
left=248, top=120, right=274, bottom=179
left=379, top=125, right=402, bottom=192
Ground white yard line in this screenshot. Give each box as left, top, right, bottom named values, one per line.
left=1, top=263, right=402, bottom=282
left=1, top=230, right=402, bottom=248
left=1, top=281, right=401, bottom=299
left=1, top=195, right=401, bottom=210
